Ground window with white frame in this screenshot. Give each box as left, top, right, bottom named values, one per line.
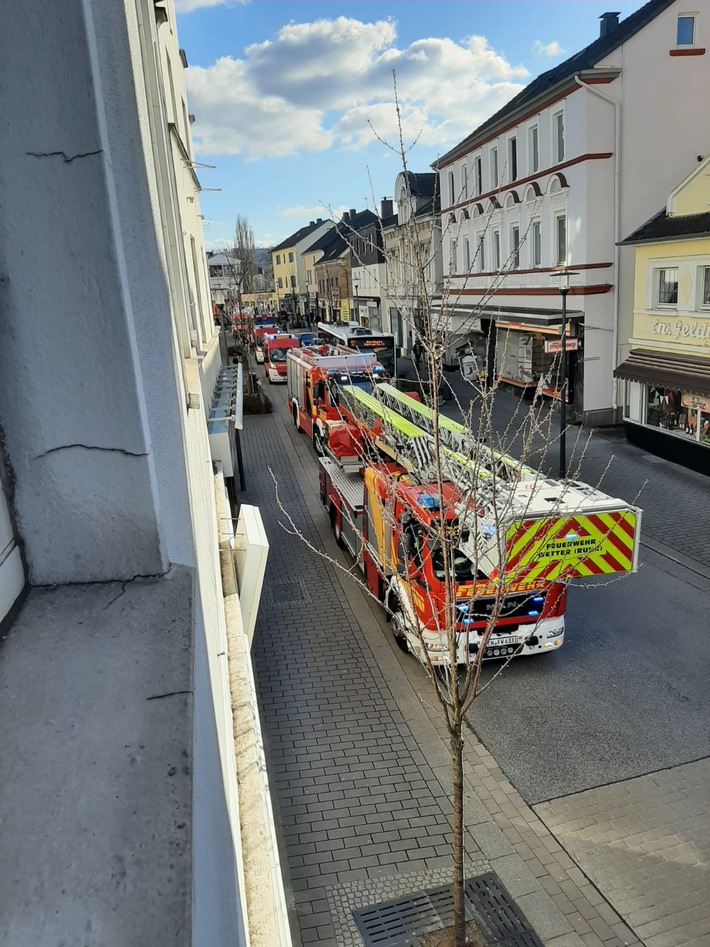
left=461, top=164, right=468, bottom=200
left=449, top=170, right=456, bottom=205
left=553, top=111, right=565, bottom=163
left=477, top=235, right=485, bottom=272
left=450, top=237, right=458, bottom=273
left=676, top=14, right=696, bottom=45
left=511, top=226, right=520, bottom=269
left=474, top=156, right=483, bottom=195
left=555, top=214, right=567, bottom=265
left=656, top=267, right=679, bottom=305
left=491, top=146, right=499, bottom=188
left=508, top=136, right=518, bottom=182
left=464, top=238, right=471, bottom=271
left=529, top=125, right=539, bottom=173
left=531, top=221, right=542, bottom=267
left=493, top=230, right=501, bottom=270
left=701, top=266, right=710, bottom=307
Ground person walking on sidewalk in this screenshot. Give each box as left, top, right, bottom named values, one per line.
left=412, top=339, right=423, bottom=370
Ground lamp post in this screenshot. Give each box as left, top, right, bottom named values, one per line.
left=354, top=281, right=360, bottom=325
left=554, top=268, right=578, bottom=479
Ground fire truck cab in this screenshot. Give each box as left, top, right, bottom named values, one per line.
left=286, top=345, right=386, bottom=456
left=264, top=334, right=299, bottom=383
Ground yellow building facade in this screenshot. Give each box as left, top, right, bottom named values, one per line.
left=615, top=156, right=710, bottom=472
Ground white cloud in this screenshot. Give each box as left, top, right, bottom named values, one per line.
left=175, top=0, right=248, bottom=13
left=186, top=16, right=528, bottom=159
left=533, top=40, right=564, bottom=57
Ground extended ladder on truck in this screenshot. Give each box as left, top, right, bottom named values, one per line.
left=333, top=383, right=642, bottom=583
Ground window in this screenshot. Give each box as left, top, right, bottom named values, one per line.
left=477, top=235, right=485, bottom=272
left=276, top=254, right=281, bottom=265
left=529, top=125, right=539, bottom=173
left=461, top=164, right=468, bottom=200
left=511, top=226, right=520, bottom=268
left=449, top=238, right=458, bottom=273
left=553, top=111, right=565, bottom=163
left=290, top=274, right=296, bottom=288
left=555, top=215, right=567, bottom=265
left=474, top=156, right=483, bottom=195
left=491, top=147, right=499, bottom=188
left=532, top=221, right=542, bottom=267
left=288, top=252, right=294, bottom=263
left=493, top=230, right=501, bottom=270
left=278, top=277, right=283, bottom=289
left=508, top=136, right=518, bottom=182
left=702, top=267, right=710, bottom=306
left=657, top=267, right=678, bottom=305
left=449, top=170, right=456, bottom=205
left=677, top=14, right=695, bottom=45
left=464, top=238, right=471, bottom=271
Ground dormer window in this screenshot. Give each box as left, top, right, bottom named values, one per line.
left=677, top=14, right=696, bottom=46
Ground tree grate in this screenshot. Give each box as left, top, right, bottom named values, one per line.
left=353, top=871, right=543, bottom=947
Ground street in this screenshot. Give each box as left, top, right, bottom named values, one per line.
left=243, top=365, right=710, bottom=947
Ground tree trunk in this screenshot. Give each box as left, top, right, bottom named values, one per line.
left=451, top=724, right=466, bottom=947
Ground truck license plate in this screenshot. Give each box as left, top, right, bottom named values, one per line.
left=490, top=636, right=520, bottom=647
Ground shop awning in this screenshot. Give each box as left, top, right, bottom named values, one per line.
left=614, top=349, right=710, bottom=397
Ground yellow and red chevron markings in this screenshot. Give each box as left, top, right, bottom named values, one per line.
left=504, top=511, right=638, bottom=582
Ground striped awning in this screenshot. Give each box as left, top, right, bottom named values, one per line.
left=614, top=349, right=710, bottom=398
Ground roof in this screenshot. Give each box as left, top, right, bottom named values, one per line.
left=272, top=219, right=329, bottom=252
left=315, top=234, right=349, bottom=264
left=401, top=172, right=438, bottom=200
left=620, top=209, right=710, bottom=245
left=435, top=0, right=676, bottom=168
left=303, top=228, right=342, bottom=255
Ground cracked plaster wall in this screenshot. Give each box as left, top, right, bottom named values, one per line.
left=0, top=1, right=198, bottom=583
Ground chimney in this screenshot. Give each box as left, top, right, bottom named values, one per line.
left=342, top=211, right=351, bottom=222
left=309, top=220, right=315, bottom=226
left=380, top=197, right=393, bottom=219
left=316, top=217, right=323, bottom=223
left=599, top=12, right=620, bottom=37
left=349, top=208, right=356, bottom=218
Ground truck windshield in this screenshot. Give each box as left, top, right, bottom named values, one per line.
left=332, top=374, right=373, bottom=393
left=431, top=545, right=475, bottom=582
left=268, top=348, right=290, bottom=362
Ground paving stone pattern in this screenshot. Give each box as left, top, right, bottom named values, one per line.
left=243, top=415, right=482, bottom=944
left=240, top=404, right=647, bottom=947
left=535, top=759, right=710, bottom=947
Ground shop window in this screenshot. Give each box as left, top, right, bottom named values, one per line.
left=624, top=380, right=644, bottom=423
left=677, top=14, right=696, bottom=46
left=656, top=267, right=678, bottom=305
left=646, top=387, right=683, bottom=430
left=700, top=266, right=710, bottom=307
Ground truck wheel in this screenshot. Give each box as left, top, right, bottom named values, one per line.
left=331, top=506, right=346, bottom=549
left=386, top=592, right=410, bottom=653
left=292, top=403, right=300, bottom=429
left=313, top=428, right=325, bottom=457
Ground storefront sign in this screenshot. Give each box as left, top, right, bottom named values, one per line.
left=544, top=338, right=579, bottom=353
left=633, top=312, right=710, bottom=348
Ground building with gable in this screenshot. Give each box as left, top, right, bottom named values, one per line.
left=433, top=0, right=709, bottom=425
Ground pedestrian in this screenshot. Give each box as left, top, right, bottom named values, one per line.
left=412, top=339, right=423, bottom=370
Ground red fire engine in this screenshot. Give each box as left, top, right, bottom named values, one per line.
left=286, top=344, right=387, bottom=456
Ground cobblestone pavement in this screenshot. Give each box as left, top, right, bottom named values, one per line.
left=535, top=759, right=710, bottom=947
left=240, top=394, right=647, bottom=946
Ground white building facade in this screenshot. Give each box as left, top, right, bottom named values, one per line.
left=434, top=0, right=710, bottom=425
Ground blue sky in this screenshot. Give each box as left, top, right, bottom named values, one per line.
left=176, top=0, right=645, bottom=249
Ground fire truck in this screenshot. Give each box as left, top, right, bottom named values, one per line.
left=286, top=344, right=387, bottom=457
left=264, top=334, right=299, bottom=383
left=317, top=382, right=642, bottom=666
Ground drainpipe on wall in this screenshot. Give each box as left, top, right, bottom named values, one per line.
left=574, top=73, right=621, bottom=416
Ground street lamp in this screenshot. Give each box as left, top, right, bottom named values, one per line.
left=554, top=268, right=579, bottom=479
left=354, top=281, right=360, bottom=325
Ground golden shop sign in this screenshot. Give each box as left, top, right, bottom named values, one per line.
left=633, top=312, right=710, bottom=348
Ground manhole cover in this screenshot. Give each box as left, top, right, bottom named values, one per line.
left=269, top=581, right=306, bottom=603
left=353, top=872, right=542, bottom=947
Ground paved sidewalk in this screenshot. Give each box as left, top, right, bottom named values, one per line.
left=535, top=759, right=710, bottom=947
left=240, top=397, right=646, bottom=946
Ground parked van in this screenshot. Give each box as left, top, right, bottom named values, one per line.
left=264, top=334, right=300, bottom=383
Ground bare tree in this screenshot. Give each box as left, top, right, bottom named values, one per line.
left=272, top=77, right=641, bottom=947
left=233, top=214, right=257, bottom=297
